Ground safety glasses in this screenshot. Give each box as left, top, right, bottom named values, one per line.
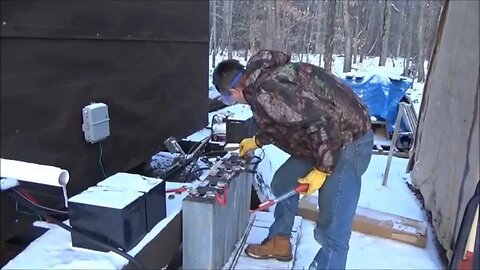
left=220, top=69, right=244, bottom=106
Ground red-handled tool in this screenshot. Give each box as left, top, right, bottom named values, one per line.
left=166, top=186, right=189, bottom=193
left=250, top=183, right=309, bottom=212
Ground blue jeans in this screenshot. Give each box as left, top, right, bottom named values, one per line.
left=268, top=130, right=374, bottom=269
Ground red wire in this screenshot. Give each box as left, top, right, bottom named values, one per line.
left=214, top=185, right=228, bottom=206
left=17, top=188, right=38, bottom=204
left=16, top=188, right=51, bottom=223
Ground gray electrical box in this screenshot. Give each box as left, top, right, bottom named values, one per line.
left=82, top=103, right=110, bottom=143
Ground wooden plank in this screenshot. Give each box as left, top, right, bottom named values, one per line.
left=298, top=195, right=427, bottom=248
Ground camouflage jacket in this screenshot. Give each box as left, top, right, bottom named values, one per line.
left=243, top=50, right=371, bottom=173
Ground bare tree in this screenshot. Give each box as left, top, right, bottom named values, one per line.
left=324, top=0, right=336, bottom=71
left=210, top=0, right=218, bottom=68
left=300, top=3, right=310, bottom=62
left=248, top=0, right=256, bottom=57
left=395, top=0, right=405, bottom=58
left=360, top=1, right=376, bottom=63
left=208, top=0, right=440, bottom=76
left=221, top=0, right=234, bottom=58
left=352, top=0, right=360, bottom=64
left=342, top=0, right=353, bottom=72
left=416, top=0, right=427, bottom=82
left=315, top=0, right=325, bottom=66
left=265, top=0, right=276, bottom=50
left=306, top=1, right=318, bottom=62
left=424, top=0, right=443, bottom=63
left=379, top=0, right=392, bottom=66
left=403, top=0, right=414, bottom=76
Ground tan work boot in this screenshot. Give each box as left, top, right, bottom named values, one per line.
left=245, top=235, right=292, bottom=261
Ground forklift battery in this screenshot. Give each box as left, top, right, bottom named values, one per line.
left=182, top=153, right=253, bottom=269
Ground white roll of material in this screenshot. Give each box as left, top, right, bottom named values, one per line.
left=0, top=158, right=70, bottom=187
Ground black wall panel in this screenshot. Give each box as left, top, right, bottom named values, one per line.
left=0, top=0, right=209, bottom=242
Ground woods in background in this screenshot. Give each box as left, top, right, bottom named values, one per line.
left=209, top=0, right=443, bottom=82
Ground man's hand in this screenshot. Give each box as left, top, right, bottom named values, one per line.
left=297, top=168, right=329, bottom=195
left=239, top=136, right=259, bottom=156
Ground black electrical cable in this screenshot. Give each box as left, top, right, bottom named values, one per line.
left=7, top=188, right=146, bottom=270
left=182, top=149, right=228, bottom=182
left=185, top=114, right=219, bottom=155
left=162, top=114, right=226, bottom=181
left=185, top=167, right=211, bottom=181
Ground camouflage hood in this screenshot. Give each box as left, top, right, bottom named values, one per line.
left=244, top=50, right=291, bottom=88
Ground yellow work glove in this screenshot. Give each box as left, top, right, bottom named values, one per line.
left=239, top=136, right=259, bottom=157
left=297, top=168, right=329, bottom=195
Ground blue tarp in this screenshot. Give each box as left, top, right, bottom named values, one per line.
left=342, top=72, right=413, bottom=132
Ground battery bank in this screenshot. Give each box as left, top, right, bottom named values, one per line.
left=96, top=172, right=166, bottom=231
left=182, top=153, right=252, bottom=269
left=68, top=186, right=147, bottom=252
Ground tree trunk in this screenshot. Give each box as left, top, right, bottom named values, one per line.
left=324, top=0, right=336, bottom=72
left=403, top=1, right=413, bottom=76
left=396, top=0, right=405, bottom=58
left=301, top=4, right=311, bottom=62
left=280, top=3, right=288, bottom=52
left=274, top=0, right=280, bottom=51
left=425, top=0, right=442, bottom=65
left=353, top=0, right=360, bottom=64
left=360, top=1, right=375, bottom=63
left=416, top=0, right=426, bottom=82
left=316, top=0, right=325, bottom=66
left=249, top=0, right=256, bottom=57
left=222, top=0, right=233, bottom=58
left=379, top=0, right=392, bottom=66
left=427, top=1, right=443, bottom=70
left=364, top=0, right=384, bottom=56
left=342, top=0, right=353, bottom=72
left=210, top=0, right=217, bottom=68
left=306, top=1, right=316, bottom=62
left=265, top=1, right=275, bottom=50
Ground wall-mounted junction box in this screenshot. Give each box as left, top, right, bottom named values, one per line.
left=82, top=103, right=110, bottom=143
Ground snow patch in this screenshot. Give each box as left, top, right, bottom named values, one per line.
left=68, top=186, right=143, bottom=210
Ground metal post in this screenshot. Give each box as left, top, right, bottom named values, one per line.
left=383, top=102, right=406, bottom=186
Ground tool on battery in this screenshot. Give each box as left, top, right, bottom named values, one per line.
left=166, top=185, right=190, bottom=194
left=251, top=183, right=309, bottom=212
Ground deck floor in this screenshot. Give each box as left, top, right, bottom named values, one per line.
left=224, top=211, right=303, bottom=270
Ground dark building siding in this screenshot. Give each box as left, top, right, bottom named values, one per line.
left=0, top=0, right=209, bottom=243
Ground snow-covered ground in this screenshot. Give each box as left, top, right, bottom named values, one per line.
left=294, top=155, right=443, bottom=269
